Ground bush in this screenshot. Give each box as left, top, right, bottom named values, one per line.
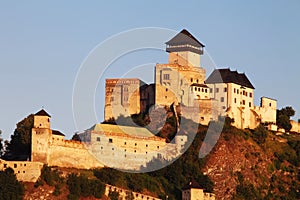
left=252, top=124, right=268, bottom=144
left=67, top=173, right=105, bottom=199
left=0, top=168, right=24, bottom=200
left=108, top=191, right=120, bottom=200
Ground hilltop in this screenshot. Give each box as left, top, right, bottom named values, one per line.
left=18, top=117, right=300, bottom=200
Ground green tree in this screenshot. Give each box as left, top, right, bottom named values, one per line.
left=277, top=106, right=295, bottom=131
left=252, top=124, right=268, bottom=144
left=71, top=133, right=81, bottom=142
left=0, top=130, right=3, bottom=157
left=4, top=114, right=34, bottom=160
left=0, top=168, right=24, bottom=200
left=108, top=191, right=120, bottom=200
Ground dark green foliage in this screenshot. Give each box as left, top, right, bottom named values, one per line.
left=277, top=106, right=295, bottom=131
left=0, top=130, right=3, bottom=157
left=67, top=173, right=105, bottom=199
left=4, top=114, right=34, bottom=160
left=108, top=191, right=120, bottom=200
left=37, top=165, right=64, bottom=196
left=40, top=165, right=62, bottom=186
left=0, top=168, right=24, bottom=200
left=252, top=124, right=268, bottom=144
left=234, top=172, right=262, bottom=200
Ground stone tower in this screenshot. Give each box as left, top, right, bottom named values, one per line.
left=31, top=109, right=52, bottom=163
left=166, top=29, right=205, bottom=67
left=155, top=29, right=206, bottom=107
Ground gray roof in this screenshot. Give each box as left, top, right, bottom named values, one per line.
left=166, top=29, right=205, bottom=47
left=205, top=68, right=255, bottom=89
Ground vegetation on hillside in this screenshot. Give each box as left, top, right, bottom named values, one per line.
left=0, top=168, right=24, bottom=200
left=277, top=106, right=295, bottom=131
left=3, top=114, right=34, bottom=160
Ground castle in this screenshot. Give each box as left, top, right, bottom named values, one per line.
left=104, top=29, right=277, bottom=131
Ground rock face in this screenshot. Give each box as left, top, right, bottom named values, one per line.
left=202, top=130, right=299, bottom=200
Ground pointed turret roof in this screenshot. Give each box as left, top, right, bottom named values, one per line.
left=166, top=29, right=205, bottom=48
left=35, top=109, right=51, bottom=117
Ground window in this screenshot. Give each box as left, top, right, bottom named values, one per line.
left=112, top=148, right=114, bottom=150
left=234, top=98, right=237, bottom=103
left=124, top=142, right=127, bottom=145
left=222, top=106, right=226, bottom=109
left=237, top=89, right=239, bottom=94
left=157, top=146, right=160, bottom=149
left=96, top=137, right=100, bottom=141
left=205, top=89, right=208, bottom=93
left=210, top=88, right=213, bottom=93
left=191, top=78, right=193, bottom=82
left=249, top=102, right=252, bottom=107
left=109, top=138, right=113, bottom=143
left=166, top=88, right=168, bottom=92
left=134, top=150, right=136, bottom=153
left=146, top=144, right=148, bottom=147
left=163, top=74, right=170, bottom=80
left=4, top=164, right=7, bottom=168
left=269, top=103, right=272, bottom=107
left=221, top=97, right=224, bottom=102
left=196, top=79, right=199, bottom=83
left=242, top=100, right=245, bottom=105
left=224, top=87, right=227, bottom=92
left=195, top=87, right=197, bottom=91
left=234, top=88, right=236, bottom=93
left=250, top=93, right=252, bottom=97
left=216, top=88, right=219, bottom=93
left=14, top=164, right=17, bottom=168
left=198, top=88, right=200, bottom=92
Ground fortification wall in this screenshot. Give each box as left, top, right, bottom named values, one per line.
left=47, top=141, right=103, bottom=169
left=105, top=184, right=161, bottom=200
left=290, top=120, right=300, bottom=133
left=0, top=159, right=43, bottom=182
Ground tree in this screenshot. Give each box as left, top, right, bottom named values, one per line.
left=0, top=130, right=3, bottom=157
left=71, top=133, right=81, bottom=142
left=4, top=114, right=34, bottom=160
left=0, top=168, right=24, bottom=200
left=108, top=191, right=120, bottom=200
left=252, top=124, right=268, bottom=144
left=277, top=106, right=295, bottom=131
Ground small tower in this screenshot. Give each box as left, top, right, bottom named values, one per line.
left=31, top=109, right=52, bottom=163
left=33, top=109, right=51, bottom=129
left=166, top=29, right=205, bottom=67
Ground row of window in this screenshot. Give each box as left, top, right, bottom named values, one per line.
left=192, top=87, right=208, bottom=93
left=213, top=87, right=252, bottom=97
left=96, top=137, right=160, bottom=149
left=220, top=97, right=252, bottom=107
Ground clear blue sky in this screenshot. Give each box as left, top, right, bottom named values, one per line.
left=0, top=1, right=299, bottom=140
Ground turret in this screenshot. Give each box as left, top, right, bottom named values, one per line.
left=166, top=29, right=205, bottom=67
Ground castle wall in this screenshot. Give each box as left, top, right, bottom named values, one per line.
left=0, top=159, right=43, bottom=182
left=105, top=184, right=161, bottom=200
left=47, top=139, right=103, bottom=169
left=105, top=79, right=143, bottom=120
left=290, top=120, right=300, bottom=133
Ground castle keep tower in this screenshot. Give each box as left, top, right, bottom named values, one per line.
left=31, top=109, right=52, bottom=163
left=166, top=29, right=205, bottom=67
left=155, top=29, right=207, bottom=106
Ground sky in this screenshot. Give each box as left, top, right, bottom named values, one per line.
left=0, top=1, right=300, bottom=140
